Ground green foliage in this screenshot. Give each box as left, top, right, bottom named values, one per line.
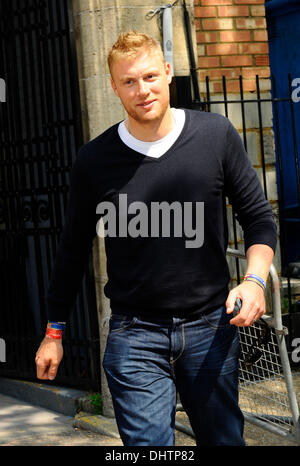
left=282, top=297, right=300, bottom=314
left=90, top=392, right=103, bottom=415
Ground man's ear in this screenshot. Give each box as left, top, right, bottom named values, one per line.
left=165, top=62, right=172, bottom=84
left=111, top=77, right=119, bottom=97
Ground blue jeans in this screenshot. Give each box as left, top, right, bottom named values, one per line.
left=102, top=305, right=245, bottom=446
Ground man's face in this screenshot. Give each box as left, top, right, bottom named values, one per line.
left=110, top=49, right=172, bottom=126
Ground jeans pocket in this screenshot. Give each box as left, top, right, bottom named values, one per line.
left=202, top=306, right=232, bottom=329
left=109, top=314, right=137, bottom=333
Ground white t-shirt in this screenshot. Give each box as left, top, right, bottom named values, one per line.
left=118, top=108, right=186, bottom=158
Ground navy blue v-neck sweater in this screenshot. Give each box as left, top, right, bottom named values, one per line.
left=46, top=109, right=277, bottom=322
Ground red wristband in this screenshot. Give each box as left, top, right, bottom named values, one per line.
left=45, top=327, right=63, bottom=340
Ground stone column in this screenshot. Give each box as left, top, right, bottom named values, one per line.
left=71, top=0, right=196, bottom=417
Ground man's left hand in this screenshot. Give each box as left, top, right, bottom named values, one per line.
left=226, top=280, right=265, bottom=327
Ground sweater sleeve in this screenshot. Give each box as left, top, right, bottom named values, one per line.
left=46, top=151, right=98, bottom=322
left=223, top=120, right=277, bottom=255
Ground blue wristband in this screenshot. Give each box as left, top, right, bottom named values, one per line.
left=244, top=273, right=266, bottom=290
left=48, top=321, right=66, bottom=332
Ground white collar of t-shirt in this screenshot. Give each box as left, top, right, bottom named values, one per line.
left=118, top=108, right=185, bottom=158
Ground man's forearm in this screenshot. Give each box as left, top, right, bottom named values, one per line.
left=245, top=243, right=274, bottom=283
left=227, top=243, right=275, bottom=325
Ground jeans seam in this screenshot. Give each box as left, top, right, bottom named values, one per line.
left=202, top=314, right=230, bottom=330
left=110, top=316, right=137, bottom=333
left=171, top=324, right=185, bottom=364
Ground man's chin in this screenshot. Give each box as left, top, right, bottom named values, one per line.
left=130, top=106, right=169, bottom=125
left=129, top=113, right=158, bottom=125
left=137, top=114, right=160, bottom=124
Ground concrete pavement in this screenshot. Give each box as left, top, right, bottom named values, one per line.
left=0, top=392, right=123, bottom=446
left=0, top=376, right=124, bottom=446
left=0, top=376, right=196, bottom=446
left=0, top=391, right=197, bottom=446
left=0, top=377, right=297, bottom=446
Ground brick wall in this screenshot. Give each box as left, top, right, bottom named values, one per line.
left=194, top=0, right=270, bottom=93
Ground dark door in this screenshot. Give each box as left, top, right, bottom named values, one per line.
left=266, top=0, right=300, bottom=267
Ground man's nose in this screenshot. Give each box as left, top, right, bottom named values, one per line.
left=137, top=80, right=149, bottom=95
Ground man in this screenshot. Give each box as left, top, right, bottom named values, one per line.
left=35, top=31, right=276, bottom=446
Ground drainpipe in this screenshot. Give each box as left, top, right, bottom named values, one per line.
left=162, top=6, right=174, bottom=77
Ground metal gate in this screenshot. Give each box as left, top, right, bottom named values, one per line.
left=0, top=0, right=100, bottom=390
left=175, top=248, right=300, bottom=445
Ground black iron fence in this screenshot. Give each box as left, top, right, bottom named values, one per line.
left=0, top=0, right=100, bottom=390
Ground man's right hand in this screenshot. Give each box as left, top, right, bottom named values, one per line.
left=35, top=337, right=63, bottom=381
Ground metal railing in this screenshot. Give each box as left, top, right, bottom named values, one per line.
left=175, top=248, right=300, bottom=445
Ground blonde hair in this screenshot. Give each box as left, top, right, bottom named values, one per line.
left=108, top=31, right=165, bottom=74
